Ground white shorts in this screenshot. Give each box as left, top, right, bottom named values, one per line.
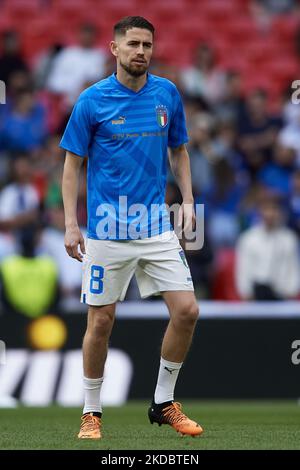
left=81, top=231, right=194, bottom=306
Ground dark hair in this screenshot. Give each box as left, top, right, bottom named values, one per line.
left=19, top=224, right=40, bottom=258
left=114, top=16, right=154, bottom=38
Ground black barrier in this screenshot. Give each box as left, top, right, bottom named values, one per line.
left=0, top=308, right=300, bottom=399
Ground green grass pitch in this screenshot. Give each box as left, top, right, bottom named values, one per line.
left=0, top=401, right=300, bottom=450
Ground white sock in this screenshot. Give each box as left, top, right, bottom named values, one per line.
left=83, top=376, right=103, bottom=414
left=154, top=357, right=183, bottom=404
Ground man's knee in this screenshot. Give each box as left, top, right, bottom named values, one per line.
left=172, top=301, right=199, bottom=329
left=87, top=305, right=115, bottom=337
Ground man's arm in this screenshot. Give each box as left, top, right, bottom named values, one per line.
left=168, top=144, right=195, bottom=234
left=168, top=144, right=194, bottom=202
left=62, top=151, right=85, bottom=262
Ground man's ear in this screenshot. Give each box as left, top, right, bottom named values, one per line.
left=110, top=41, right=118, bottom=57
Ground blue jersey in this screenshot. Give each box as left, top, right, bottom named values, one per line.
left=60, top=72, right=188, bottom=240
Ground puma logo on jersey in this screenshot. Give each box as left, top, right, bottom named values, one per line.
left=112, top=116, right=126, bottom=125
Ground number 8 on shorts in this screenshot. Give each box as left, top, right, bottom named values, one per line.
left=90, top=265, right=104, bottom=294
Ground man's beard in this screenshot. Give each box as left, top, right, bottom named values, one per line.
left=120, top=60, right=148, bottom=77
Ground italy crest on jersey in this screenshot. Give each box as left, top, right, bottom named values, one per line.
left=156, top=105, right=168, bottom=128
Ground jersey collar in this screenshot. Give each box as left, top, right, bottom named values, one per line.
left=111, top=72, right=152, bottom=95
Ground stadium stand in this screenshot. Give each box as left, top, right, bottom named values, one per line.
left=0, top=0, right=300, bottom=301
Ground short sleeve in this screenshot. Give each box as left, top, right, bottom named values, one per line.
left=168, top=87, right=189, bottom=148
left=59, top=94, right=94, bottom=158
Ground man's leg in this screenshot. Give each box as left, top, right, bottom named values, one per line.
left=78, top=303, right=116, bottom=439
left=83, top=303, right=116, bottom=378
left=155, top=291, right=198, bottom=403
left=149, top=291, right=203, bottom=436
left=161, top=290, right=198, bottom=363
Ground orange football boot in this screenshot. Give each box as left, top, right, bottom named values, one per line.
left=148, top=401, right=204, bottom=437
left=78, top=413, right=102, bottom=439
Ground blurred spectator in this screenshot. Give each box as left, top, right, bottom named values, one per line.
left=0, top=155, right=40, bottom=254
left=250, top=0, right=272, bottom=33
left=187, top=112, right=220, bottom=196
left=203, top=159, right=248, bottom=247
left=236, top=197, right=300, bottom=300
left=33, top=43, right=64, bottom=90
left=30, top=134, right=65, bottom=201
left=183, top=95, right=211, bottom=129
left=213, top=120, right=245, bottom=171
left=250, top=0, right=296, bottom=34
left=258, top=142, right=296, bottom=197
left=0, top=31, right=28, bottom=87
left=181, top=44, right=226, bottom=104
left=0, top=2, right=299, bottom=304
left=47, top=23, right=107, bottom=104
left=157, top=63, right=184, bottom=92
left=0, top=232, right=17, bottom=261
left=0, top=69, right=33, bottom=161
left=289, top=169, right=300, bottom=236
left=5, top=69, right=33, bottom=102
left=279, top=102, right=300, bottom=162
left=0, top=224, right=58, bottom=318
left=39, top=196, right=85, bottom=309
left=185, top=237, right=214, bottom=299
left=239, top=182, right=274, bottom=229
left=214, top=71, right=245, bottom=123
left=254, top=0, right=296, bottom=14
left=238, top=89, right=282, bottom=176
left=0, top=87, right=47, bottom=152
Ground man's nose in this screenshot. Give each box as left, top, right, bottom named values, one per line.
left=137, top=44, right=145, bottom=55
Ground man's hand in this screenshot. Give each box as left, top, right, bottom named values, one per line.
left=64, top=225, right=86, bottom=262
left=178, top=200, right=196, bottom=239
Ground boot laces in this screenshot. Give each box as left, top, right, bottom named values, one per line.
left=80, top=414, right=100, bottom=432
left=162, top=402, right=189, bottom=424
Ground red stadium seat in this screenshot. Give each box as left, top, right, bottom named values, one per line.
left=226, top=16, right=258, bottom=42
left=199, top=0, right=242, bottom=18
left=0, top=0, right=298, bottom=110
left=2, top=0, right=40, bottom=26
left=271, top=15, right=300, bottom=41
left=21, top=16, right=65, bottom=59
left=262, top=57, right=299, bottom=85
left=0, top=15, right=14, bottom=35
left=51, top=0, right=93, bottom=20
left=3, top=0, right=41, bottom=12
left=212, top=249, right=241, bottom=301
left=90, top=1, right=138, bottom=23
